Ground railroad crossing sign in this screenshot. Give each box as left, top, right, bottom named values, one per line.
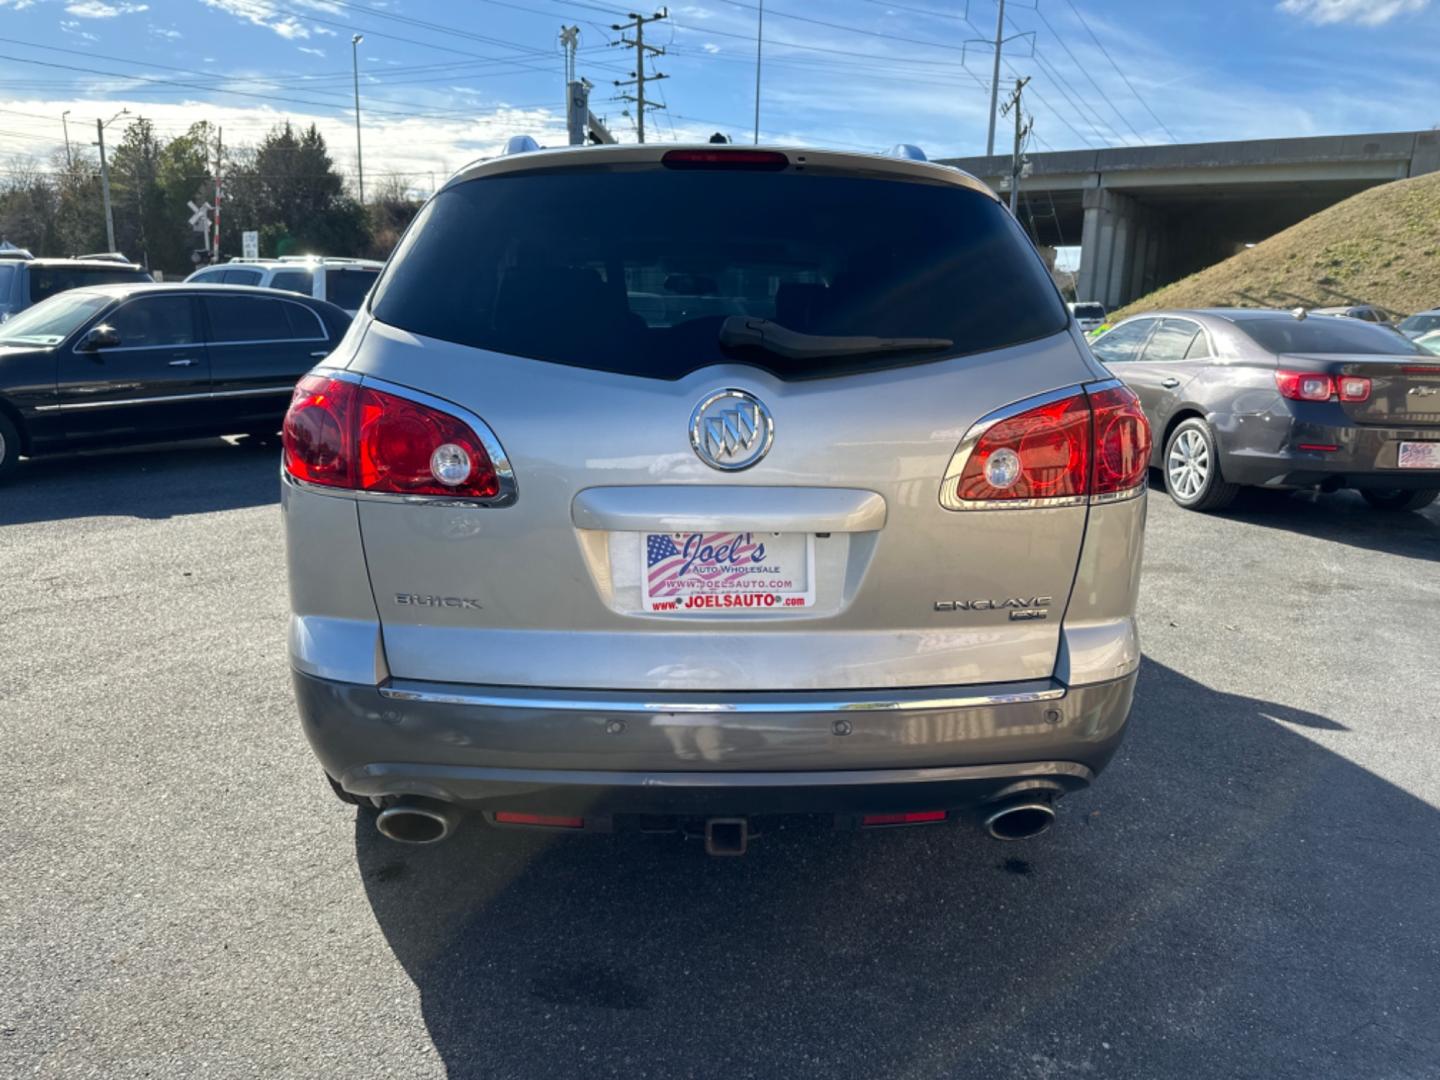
left=187, top=200, right=213, bottom=233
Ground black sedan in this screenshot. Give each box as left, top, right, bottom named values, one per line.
left=1091, top=308, right=1440, bottom=512
left=0, top=283, right=350, bottom=484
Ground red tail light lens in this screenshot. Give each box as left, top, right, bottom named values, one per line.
left=1336, top=375, right=1371, bottom=402
left=493, top=812, right=584, bottom=829
left=283, top=374, right=500, bottom=499
left=1275, top=370, right=1334, bottom=401
left=283, top=375, right=358, bottom=488
left=861, top=810, right=948, bottom=827
left=947, top=384, right=1151, bottom=506
left=1089, top=385, right=1152, bottom=494
left=661, top=149, right=789, bottom=170
left=956, top=393, right=1092, bottom=502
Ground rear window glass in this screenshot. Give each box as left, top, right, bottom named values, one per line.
left=1072, top=303, right=1105, bottom=320
left=30, top=264, right=150, bottom=301
left=222, top=268, right=263, bottom=286
left=370, top=167, right=1067, bottom=380
left=325, top=268, right=378, bottom=310
left=269, top=269, right=314, bottom=295
left=1235, top=316, right=1423, bottom=356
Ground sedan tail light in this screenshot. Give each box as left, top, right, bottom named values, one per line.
left=1275, top=370, right=1334, bottom=402
left=284, top=374, right=505, bottom=501
left=946, top=383, right=1150, bottom=507
left=1336, top=375, right=1371, bottom=402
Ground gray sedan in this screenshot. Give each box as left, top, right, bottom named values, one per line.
left=1092, top=308, right=1440, bottom=512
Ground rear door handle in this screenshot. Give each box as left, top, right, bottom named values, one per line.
left=309, top=350, right=330, bottom=358
left=1162, top=377, right=1180, bottom=388
left=168, top=358, right=199, bottom=367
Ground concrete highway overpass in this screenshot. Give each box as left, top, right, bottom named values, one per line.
left=942, top=130, right=1440, bottom=310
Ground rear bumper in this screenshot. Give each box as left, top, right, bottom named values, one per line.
left=1220, top=413, right=1440, bottom=489
left=295, top=668, right=1136, bottom=816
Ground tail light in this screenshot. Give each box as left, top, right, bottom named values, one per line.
left=1089, top=385, right=1152, bottom=495
left=661, top=149, right=788, bottom=170
left=1336, top=375, right=1371, bottom=402
left=861, top=810, right=948, bottom=827
left=493, top=812, right=584, bottom=829
left=1275, top=370, right=1334, bottom=401
left=283, top=374, right=505, bottom=501
left=945, top=383, right=1150, bottom=507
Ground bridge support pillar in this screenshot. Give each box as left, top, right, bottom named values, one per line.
left=1077, top=187, right=1162, bottom=310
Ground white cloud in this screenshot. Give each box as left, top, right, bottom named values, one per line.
left=58, top=19, right=100, bottom=40
left=201, top=0, right=315, bottom=39
left=65, top=0, right=148, bottom=16
left=297, top=46, right=325, bottom=57
left=1278, top=0, right=1429, bottom=25
left=149, top=25, right=181, bottom=39
left=702, top=42, right=720, bottom=54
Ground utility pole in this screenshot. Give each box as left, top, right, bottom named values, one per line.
left=213, top=126, right=222, bottom=264
left=612, top=8, right=668, bottom=144
left=352, top=34, right=365, bottom=203
left=61, top=110, right=72, bottom=169
left=752, top=0, right=764, bottom=144
left=986, top=0, right=1006, bottom=157
left=96, top=118, right=115, bottom=253
left=1000, top=76, right=1032, bottom=217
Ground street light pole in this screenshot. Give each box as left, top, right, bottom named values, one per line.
left=352, top=34, right=365, bottom=204
left=61, top=110, right=72, bottom=169
left=96, top=118, right=115, bottom=252
left=93, top=109, right=127, bottom=254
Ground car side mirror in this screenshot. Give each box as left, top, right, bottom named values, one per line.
left=77, top=324, right=120, bottom=352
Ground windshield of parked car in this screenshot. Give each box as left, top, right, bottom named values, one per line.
left=1234, top=315, right=1425, bottom=356
left=1072, top=303, right=1105, bottom=320
left=0, top=290, right=110, bottom=346
left=370, top=165, right=1068, bottom=380
left=1416, top=331, right=1440, bottom=356
left=30, top=263, right=151, bottom=301
left=1399, top=313, right=1440, bottom=336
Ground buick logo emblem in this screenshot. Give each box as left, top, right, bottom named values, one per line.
left=689, top=388, right=774, bottom=471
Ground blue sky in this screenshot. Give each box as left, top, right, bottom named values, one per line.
left=0, top=0, right=1437, bottom=192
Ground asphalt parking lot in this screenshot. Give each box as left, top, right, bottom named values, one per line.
left=3, top=440, right=1439, bottom=1080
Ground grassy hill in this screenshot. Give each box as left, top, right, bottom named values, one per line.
left=1110, top=169, right=1440, bottom=322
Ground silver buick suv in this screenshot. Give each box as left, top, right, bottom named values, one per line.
left=282, top=143, right=1149, bottom=853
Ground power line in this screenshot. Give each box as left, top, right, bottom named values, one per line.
left=1061, top=0, right=1177, bottom=141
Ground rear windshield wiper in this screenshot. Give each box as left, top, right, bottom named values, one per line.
left=719, top=316, right=952, bottom=361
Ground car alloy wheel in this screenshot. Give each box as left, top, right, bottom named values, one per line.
left=1167, top=428, right=1209, bottom=500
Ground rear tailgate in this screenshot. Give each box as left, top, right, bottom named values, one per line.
left=353, top=327, right=1093, bottom=691
left=342, top=149, right=1104, bottom=693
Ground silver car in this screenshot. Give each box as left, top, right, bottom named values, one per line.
left=281, top=144, right=1150, bottom=853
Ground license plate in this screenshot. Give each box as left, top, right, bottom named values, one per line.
left=642, top=531, right=815, bottom=613
left=1397, top=442, right=1440, bottom=469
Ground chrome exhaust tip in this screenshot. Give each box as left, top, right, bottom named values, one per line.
left=983, top=800, right=1056, bottom=841
left=375, top=799, right=457, bottom=844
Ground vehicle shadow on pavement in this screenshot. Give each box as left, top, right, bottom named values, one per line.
left=1179, top=484, right=1440, bottom=562
left=0, top=439, right=279, bottom=525
left=353, top=657, right=1440, bottom=1079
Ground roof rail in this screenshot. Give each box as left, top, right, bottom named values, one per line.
left=78, top=252, right=134, bottom=264
left=887, top=144, right=928, bottom=162
left=502, top=135, right=542, bottom=156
